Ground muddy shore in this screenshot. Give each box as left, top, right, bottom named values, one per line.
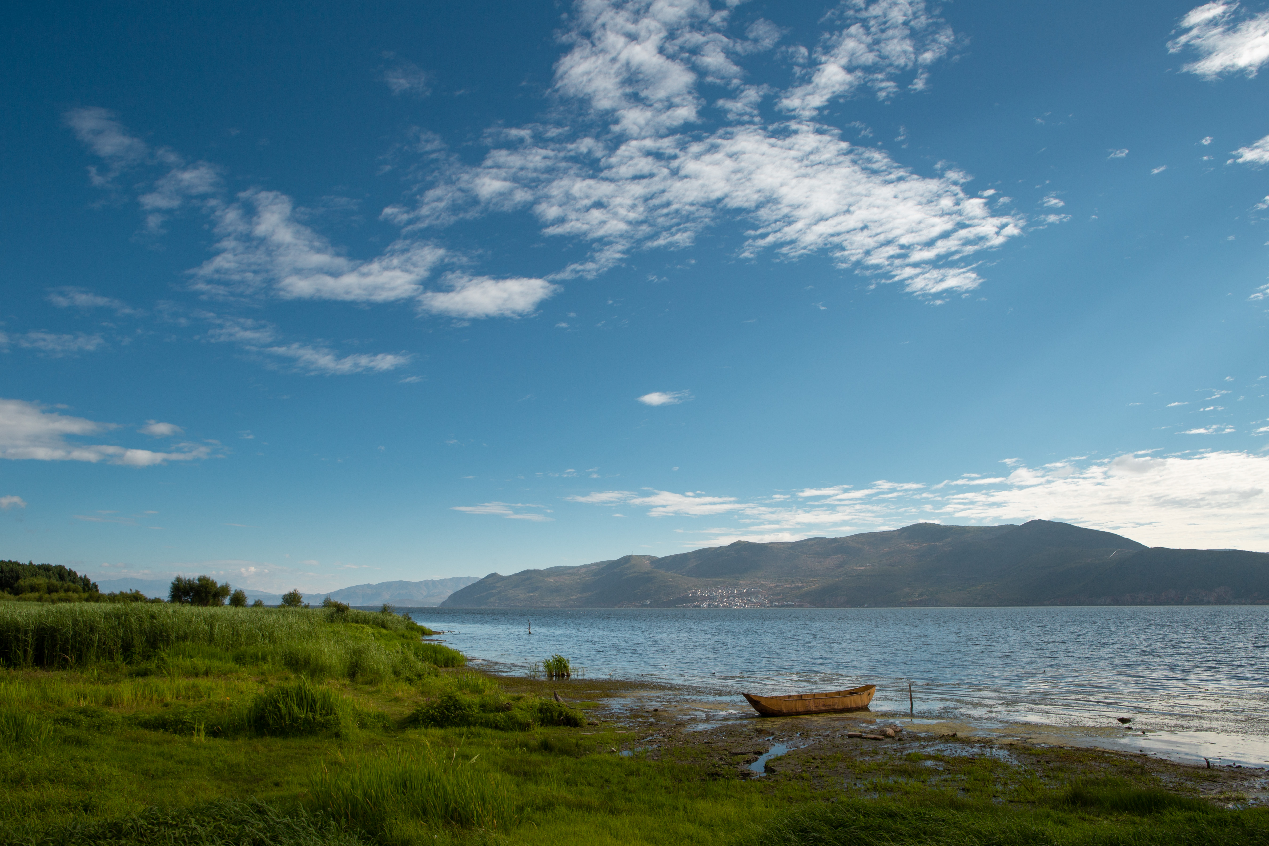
left=494, top=671, right=1269, bottom=808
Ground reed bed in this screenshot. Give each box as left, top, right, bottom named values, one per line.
left=0, top=604, right=459, bottom=685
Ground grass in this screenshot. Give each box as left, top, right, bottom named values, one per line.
left=0, top=603, right=1265, bottom=845
left=309, top=747, right=511, bottom=842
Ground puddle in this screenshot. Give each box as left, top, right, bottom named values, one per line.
left=749, top=742, right=797, bottom=775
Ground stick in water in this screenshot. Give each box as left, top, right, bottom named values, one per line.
left=909, top=681, right=914, bottom=716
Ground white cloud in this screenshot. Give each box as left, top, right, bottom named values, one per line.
left=1041, top=195, right=1065, bottom=208
left=943, top=451, right=1269, bottom=550
left=637, top=390, right=692, bottom=406
left=405, top=125, right=1023, bottom=294
left=392, top=0, right=1023, bottom=297
left=67, top=112, right=543, bottom=323
left=419, top=273, right=558, bottom=318
left=1169, top=2, right=1269, bottom=78
left=63, top=107, right=149, bottom=183
left=47, top=288, right=135, bottom=314
left=0, top=496, right=25, bottom=510
left=0, top=399, right=211, bottom=466
left=382, top=55, right=431, bottom=96
left=568, top=489, right=743, bottom=516
left=64, top=107, right=220, bottom=232
left=452, top=502, right=553, bottom=521
left=139, top=421, right=184, bottom=438
left=1181, top=425, right=1236, bottom=434
left=201, top=314, right=410, bottom=375
left=262, top=343, right=411, bottom=376
left=1151, top=165, right=1168, bottom=174
left=1230, top=132, right=1269, bottom=165
left=194, top=190, right=448, bottom=302
left=1108, top=148, right=1129, bottom=158
left=778, top=0, right=956, bottom=117
left=568, top=451, right=1269, bottom=550
left=1, top=331, right=104, bottom=356
left=554, top=0, right=750, bottom=139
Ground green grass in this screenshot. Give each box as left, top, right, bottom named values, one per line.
left=247, top=679, right=353, bottom=737
left=0, top=603, right=1265, bottom=846
left=310, top=747, right=511, bottom=842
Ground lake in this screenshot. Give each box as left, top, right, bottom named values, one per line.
left=408, top=606, right=1269, bottom=767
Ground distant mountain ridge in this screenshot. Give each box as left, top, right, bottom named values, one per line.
left=441, top=521, right=1269, bottom=608
left=326, top=577, right=480, bottom=607
left=91, top=576, right=479, bottom=606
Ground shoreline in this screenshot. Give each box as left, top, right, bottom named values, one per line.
left=472, top=655, right=1269, bottom=796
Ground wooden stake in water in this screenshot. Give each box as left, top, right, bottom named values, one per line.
left=909, top=681, right=914, bottom=716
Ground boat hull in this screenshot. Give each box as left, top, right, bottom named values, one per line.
left=742, top=684, right=876, bottom=717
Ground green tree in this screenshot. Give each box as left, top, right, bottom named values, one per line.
left=169, top=576, right=196, bottom=604
left=228, top=589, right=248, bottom=607
left=281, top=589, right=303, bottom=608
left=169, top=575, right=231, bottom=606
left=251, top=598, right=265, bottom=607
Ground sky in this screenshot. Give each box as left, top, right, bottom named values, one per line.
left=3, top=0, right=1269, bottom=593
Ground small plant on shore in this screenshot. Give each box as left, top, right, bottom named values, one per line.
left=543, top=654, right=571, bottom=680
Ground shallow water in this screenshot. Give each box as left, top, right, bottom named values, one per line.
left=409, top=606, right=1269, bottom=766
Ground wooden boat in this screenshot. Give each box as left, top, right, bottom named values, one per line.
left=742, top=684, right=876, bottom=717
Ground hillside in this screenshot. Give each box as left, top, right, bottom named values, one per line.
left=325, top=577, right=480, bottom=607
left=442, top=521, right=1269, bottom=608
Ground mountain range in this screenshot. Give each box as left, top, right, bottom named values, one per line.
left=92, top=576, right=479, bottom=606
left=441, top=520, right=1269, bottom=608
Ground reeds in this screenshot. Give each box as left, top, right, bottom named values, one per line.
left=0, top=604, right=445, bottom=683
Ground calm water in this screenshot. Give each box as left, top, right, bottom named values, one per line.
left=409, top=606, right=1269, bottom=764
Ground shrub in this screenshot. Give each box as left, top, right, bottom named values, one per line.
left=251, top=598, right=265, bottom=607
left=281, top=589, right=304, bottom=608
left=246, top=679, right=350, bottom=737
left=228, top=589, right=248, bottom=607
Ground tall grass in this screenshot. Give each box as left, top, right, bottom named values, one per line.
left=246, top=678, right=351, bottom=737
left=0, top=604, right=446, bottom=683
left=309, top=747, right=510, bottom=839
left=0, top=799, right=371, bottom=846
left=0, top=702, right=52, bottom=747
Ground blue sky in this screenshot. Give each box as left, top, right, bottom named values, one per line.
left=3, top=0, right=1269, bottom=592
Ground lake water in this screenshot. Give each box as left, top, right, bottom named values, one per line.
left=408, top=606, right=1269, bottom=767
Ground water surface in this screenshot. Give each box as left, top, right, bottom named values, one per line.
left=409, top=606, right=1269, bottom=766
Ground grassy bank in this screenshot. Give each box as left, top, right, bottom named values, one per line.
left=0, top=604, right=1264, bottom=845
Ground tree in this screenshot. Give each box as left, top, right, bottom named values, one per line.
left=281, top=589, right=303, bottom=608
left=251, top=598, right=264, bottom=607
left=169, top=575, right=231, bottom=606
left=228, top=589, right=248, bottom=607
left=169, top=576, right=196, bottom=604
